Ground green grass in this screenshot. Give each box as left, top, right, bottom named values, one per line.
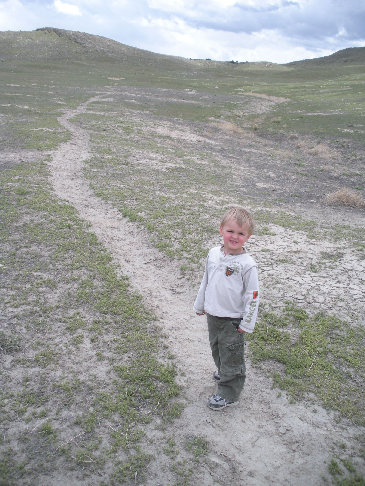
left=0, top=161, right=182, bottom=484
left=76, top=97, right=364, bottom=282
left=328, top=455, right=365, bottom=486
left=185, top=436, right=209, bottom=459
left=230, top=66, right=365, bottom=141
left=248, top=303, right=365, bottom=425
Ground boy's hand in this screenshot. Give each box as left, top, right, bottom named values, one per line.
left=237, top=327, right=246, bottom=333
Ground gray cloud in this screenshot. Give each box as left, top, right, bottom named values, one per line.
left=150, top=0, right=365, bottom=42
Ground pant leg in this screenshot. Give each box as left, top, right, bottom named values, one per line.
left=207, top=315, right=246, bottom=402
left=207, top=314, right=221, bottom=372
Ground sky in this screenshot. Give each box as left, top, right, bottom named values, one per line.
left=0, top=0, right=364, bottom=63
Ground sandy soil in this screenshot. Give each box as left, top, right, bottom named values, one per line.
left=49, top=95, right=364, bottom=485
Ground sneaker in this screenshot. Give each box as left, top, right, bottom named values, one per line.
left=213, top=371, right=220, bottom=381
left=207, top=394, right=238, bottom=411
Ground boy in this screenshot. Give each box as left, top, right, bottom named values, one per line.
left=194, top=206, right=259, bottom=410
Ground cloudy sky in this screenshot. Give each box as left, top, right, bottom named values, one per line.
left=0, top=0, right=364, bottom=63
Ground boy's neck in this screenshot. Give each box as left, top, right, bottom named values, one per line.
left=221, top=244, right=245, bottom=255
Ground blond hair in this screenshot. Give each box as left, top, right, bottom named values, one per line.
left=220, top=206, right=254, bottom=234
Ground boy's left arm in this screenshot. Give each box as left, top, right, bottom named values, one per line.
left=239, top=266, right=259, bottom=333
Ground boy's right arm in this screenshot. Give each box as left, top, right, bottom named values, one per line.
left=193, top=258, right=209, bottom=315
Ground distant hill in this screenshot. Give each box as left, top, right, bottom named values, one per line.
left=0, top=28, right=364, bottom=67
left=287, top=47, right=365, bottom=66
left=0, top=27, right=189, bottom=67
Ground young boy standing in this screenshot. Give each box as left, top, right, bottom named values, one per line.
left=193, top=206, right=259, bottom=410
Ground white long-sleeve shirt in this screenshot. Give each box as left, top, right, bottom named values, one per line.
left=193, top=246, right=259, bottom=333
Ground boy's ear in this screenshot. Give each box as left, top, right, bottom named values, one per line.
left=219, top=225, right=224, bottom=235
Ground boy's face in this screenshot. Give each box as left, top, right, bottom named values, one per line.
left=219, top=219, right=251, bottom=255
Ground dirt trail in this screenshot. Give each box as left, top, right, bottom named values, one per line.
left=50, top=96, right=360, bottom=485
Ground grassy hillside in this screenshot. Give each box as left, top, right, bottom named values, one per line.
left=288, top=46, right=365, bottom=65
left=1, top=28, right=364, bottom=142
left=0, top=27, right=186, bottom=63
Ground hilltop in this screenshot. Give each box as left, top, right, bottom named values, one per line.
left=0, top=27, right=189, bottom=66
left=288, top=46, right=365, bottom=66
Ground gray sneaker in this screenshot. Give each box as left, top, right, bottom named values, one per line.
left=213, top=371, right=220, bottom=381
left=207, top=394, right=238, bottom=411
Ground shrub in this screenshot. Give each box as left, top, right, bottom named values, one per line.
left=325, top=188, right=365, bottom=208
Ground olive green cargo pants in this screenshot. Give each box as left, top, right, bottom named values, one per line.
left=207, top=313, right=246, bottom=403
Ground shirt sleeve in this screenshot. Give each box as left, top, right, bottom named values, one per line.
left=239, top=266, right=259, bottom=333
left=193, top=256, right=209, bottom=314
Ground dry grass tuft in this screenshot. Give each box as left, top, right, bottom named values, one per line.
left=211, top=120, right=247, bottom=136
left=325, top=188, right=365, bottom=208
left=294, top=142, right=338, bottom=160
left=308, top=143, right=338, bottom=160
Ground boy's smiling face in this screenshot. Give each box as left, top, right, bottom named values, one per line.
left=219, top=218, right=251, bottom=255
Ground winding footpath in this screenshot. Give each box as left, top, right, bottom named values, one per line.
left=49, top=96, right=359, bottom=486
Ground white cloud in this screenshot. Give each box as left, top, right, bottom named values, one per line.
left=0, top=0, right=39, bottom=30
left=53, top=0, right=82, bottom=16
left=130, top=14, right=334, bottom=62
left=0, top=0, right=363, bottom=62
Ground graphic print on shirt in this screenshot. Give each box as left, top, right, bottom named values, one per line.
left=224, top=262, right=242, bottom=277
left=245, top=298, right=258, bottom=324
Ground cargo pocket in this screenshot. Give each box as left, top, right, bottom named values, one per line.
left=226, top=340, right=245, bottom=373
